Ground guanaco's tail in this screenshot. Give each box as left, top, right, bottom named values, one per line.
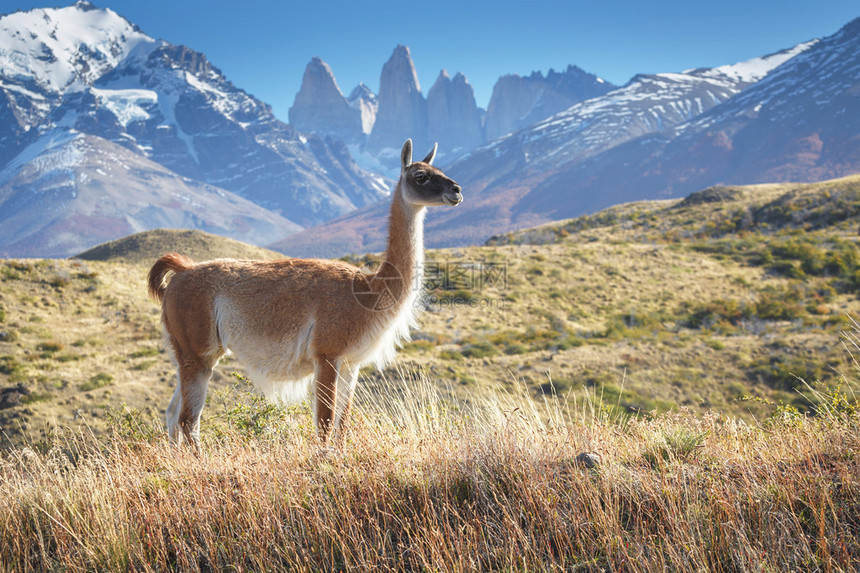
left=148, top=253, right=194, bottom=302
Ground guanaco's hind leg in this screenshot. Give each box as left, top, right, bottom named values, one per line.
left=333, top=361, right=360, bottom=442
left=165, top=332, right=218, bottom=449
left=313, top=358, right=340, bottom=442
left=166, top=382, right=183, bottom=443
left=176, top=359, right=214, bottom=449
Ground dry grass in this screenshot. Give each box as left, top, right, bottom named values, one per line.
left=2, top=176, right=860, bottom=445
left=1, top=363, right=858, bottom=571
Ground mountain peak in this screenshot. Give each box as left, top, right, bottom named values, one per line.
left=367, top=44, right=428, bottom=152
left=692, top=40, right=817, bottom=86
left=73, top=0, right=98, bottom=11
left=347, top=82, right=378, bottom=135
left=289, top=56, right=362, bottom=141
left=392, top=44, right=412, bottom=59
left=0, top=2, right=156, bottom=92
left=302, top=56, right=341, bottom=94
left=348, top=82, right=376, bottom=102
left=839, top=15, right=860, bottom=35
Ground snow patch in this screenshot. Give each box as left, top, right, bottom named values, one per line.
left=91, top=87, right=157, bottom=126
left=0, top=130, right=83, bottom=182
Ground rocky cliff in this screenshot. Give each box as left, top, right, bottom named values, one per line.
left=426, top=70, right=484, bottom=161
left=288, top=57, right=363, bottom=143
left=367, top=45, right=428, bottom=155
left=484, top=65, right=615, bottom=141
left=348, top=83, right=378, bottom=136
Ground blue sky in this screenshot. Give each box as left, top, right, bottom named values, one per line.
left=6, top=1, right=859, bottom=121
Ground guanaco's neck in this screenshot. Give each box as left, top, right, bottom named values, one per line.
left=373, top=180, right=425, bottom=306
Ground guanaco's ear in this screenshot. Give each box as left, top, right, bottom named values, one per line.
left=421, top=143, right=438, bottom=166
left=401, top=139, right=413, bottom=170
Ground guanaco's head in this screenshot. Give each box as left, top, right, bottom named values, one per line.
left=399, top=139, right=463, bottom=207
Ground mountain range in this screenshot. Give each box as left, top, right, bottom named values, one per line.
left=279, top=18, right=860, bottom=257
left=1, top=3, right=858, bottom=260
left=0, top=1, right=387, bottom=258
left=288, top=46, right=615, bottom=169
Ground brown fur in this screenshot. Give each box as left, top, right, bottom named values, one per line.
left=151, top=140, right=461, bottom=447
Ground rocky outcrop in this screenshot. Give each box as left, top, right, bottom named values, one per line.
left=348, top=83, right=378, bottom=136
left=426, top=70, right=483, bottom=159
left=367, top=45, right=428, bottom=153
left=288, top=57, right=363, bottom=143
left=484, top=65, right=615, bottom=141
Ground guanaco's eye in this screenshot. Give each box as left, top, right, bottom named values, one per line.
left=414, top=172, right=428, bottom=184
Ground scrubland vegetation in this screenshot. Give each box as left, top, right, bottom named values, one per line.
left=1, top=177, right=860, bottom=570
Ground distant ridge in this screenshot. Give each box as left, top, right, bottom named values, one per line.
left=74, top=229, right=286, bottom=265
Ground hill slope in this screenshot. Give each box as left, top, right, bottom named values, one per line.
left=75, top=228, right=287, bottom=265
left=1, top=175, right=859, bottom=444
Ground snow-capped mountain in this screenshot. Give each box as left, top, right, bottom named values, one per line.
left=514, top=16, right=860, bottom=220
left=274, top=21, right=860, bottom=258
left=0, top=131, right=301, bottom=258
left=483, top=65, right=615, bottom=141
left=449, top=41, right=815, bottom=189
left=0, top=1, right=388, bottom=257
left=0, top=1, right=155, bottom=166
left=491, top=17, right=860, bottom=231
left=663, top=19, right=860, bottom=183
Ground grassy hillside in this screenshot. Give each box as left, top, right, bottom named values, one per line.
left=1, top=176, right=859, bottom=571
left=407, top=175, right=860, bottom=418
left=1, top=176, right=859, bottom=446
left=75, top=228, right=286, bottom=264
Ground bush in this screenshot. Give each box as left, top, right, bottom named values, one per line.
left=460, top=342, right=497, bottom=359
left=81, top=372, right=114, bottom=392
left=130, top=347, right=160, bottom=358
left=747, top=354, right=828, bottom=392
left=684, top=299, right=748, bottom=329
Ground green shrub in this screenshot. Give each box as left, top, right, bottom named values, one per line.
left=0, top=355, right=23, bottom=376
left=747, top=354, right=827, bottom=392
left=439, top=349, right=464, bottom=361
left=21, top=391, right=53, bottom=405
left=131, top=360, right=157, bottom=371
left=36, top=342, right=64, bottom=355
left=106, top=404, right=162, bottom=444
left=460, top=342, right=497, bottom=359
left=753, top=287, right=805, bottom=321
left=536, top=378, right=571, bottom=395
left=81, top=372, right=114, bottom=391
left=130, top=347, right=160, bottom=358
left=684, top=299, right=748, bottom=329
